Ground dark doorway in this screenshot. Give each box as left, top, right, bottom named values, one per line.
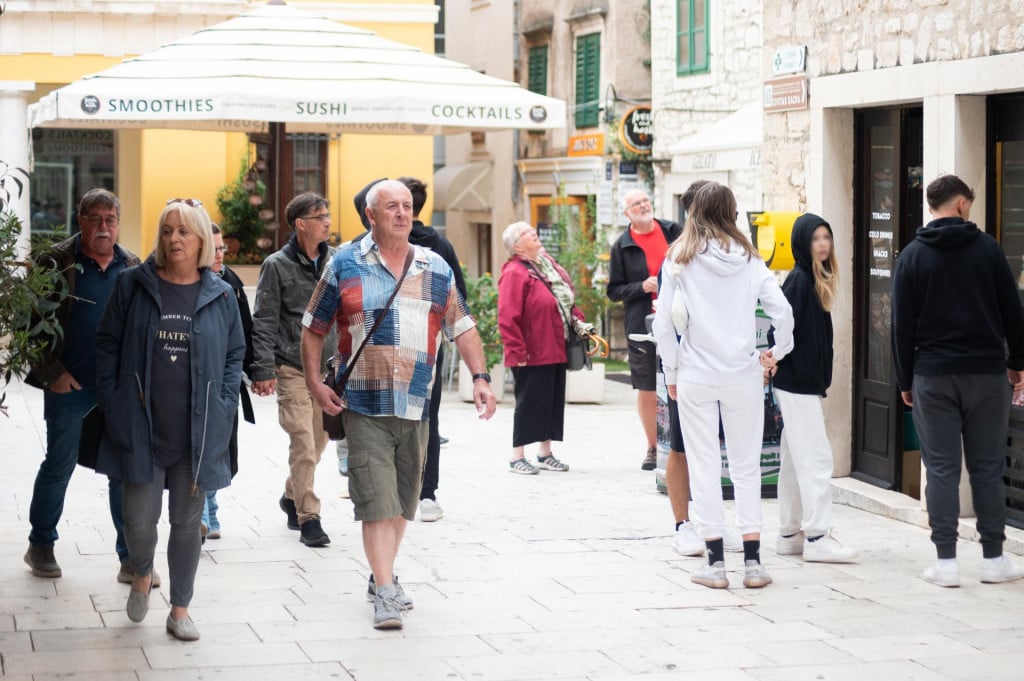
left=852, top=106, right=923, bottom=488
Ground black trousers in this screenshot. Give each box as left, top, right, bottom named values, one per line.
left=512, top=364, right=567, bottom=448
left=912, top=373, right=1010, bottom=559
left=420, top=346, right=445, bottom=500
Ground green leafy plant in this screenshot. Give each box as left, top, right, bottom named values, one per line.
left=547, top=189, right=609, bottom=334
left=0, top=168, right=72, bottom=416
left=216, top=159, right=268, bottom=263
left=461, top=266, right=503, bottom=370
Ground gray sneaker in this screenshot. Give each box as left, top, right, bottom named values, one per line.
left=117, top=559, right=162, bottom=588
left=24, top=544, right=61, bottom=578
left=373, top=585, right=403, bottom=629
left=367, top=575, right=414, bottom=610
left=691, top=560, right=729, bottom=589
left=742, top=560, right=773, bottom=588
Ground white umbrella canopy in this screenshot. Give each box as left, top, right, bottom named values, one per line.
left=28, top=3, right=565, bottom=135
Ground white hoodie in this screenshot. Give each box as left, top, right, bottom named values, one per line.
left=653, top=238, right=793, bottom=386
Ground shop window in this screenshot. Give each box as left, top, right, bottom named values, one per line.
left=575, top=33, right=601, bottom=129
left=528, top=45, right=548, bottom=96
left=30, top=128, right=115, bottom=235
left=677, top=0, right=709, bottom=76
left=289, top=134, right=327, bottom=195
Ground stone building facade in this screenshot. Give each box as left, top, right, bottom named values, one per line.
left=763, top=0, right=1024, bottom=524
left=650, top=0, right=763, bottom=221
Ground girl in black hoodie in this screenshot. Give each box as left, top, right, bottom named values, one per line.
left=770, top=213, right=858, bottom=563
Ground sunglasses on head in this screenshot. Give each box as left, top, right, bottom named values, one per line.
left=166, top=198, right=203, bottom=207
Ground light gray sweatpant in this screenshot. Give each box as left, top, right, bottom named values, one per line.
left=123, top=455, right=205, bottom=607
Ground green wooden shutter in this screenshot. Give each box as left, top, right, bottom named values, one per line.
left=677, top=0, right=710, bottom=76
left=528, top=45, right=548, bottom=95
left=575, top=33, right=600, bottom=128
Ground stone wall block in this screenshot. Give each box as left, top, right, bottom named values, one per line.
left=841, top=50, right=859, bottom=71
left=904, top=12, right=919, bottom=33
left=934, top=12, right=954, bottom=32
left=935, top=37, right=955, bottom=60
left=884, top=17, right=902, bottom=35
left=877, top=40, right=899, bottom=67
left=826, top=44, right=842, bottom=74
left=857, top=48, right=875, bottom=71
left=899, top=38, right=916, bottom=65
left=916, top=16, right=933, bottom=61
left=997, top=24, right=1014, bottom=52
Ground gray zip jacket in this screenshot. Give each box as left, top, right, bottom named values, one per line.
left=251, top=234, right=336, bottom=381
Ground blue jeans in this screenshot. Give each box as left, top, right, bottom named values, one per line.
left=30, top=388, right=128, bottom=560
left=201, top=490, right=219, bottom=532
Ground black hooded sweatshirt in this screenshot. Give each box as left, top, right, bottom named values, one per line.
left=891, top=216, right=1024, bottom=390
left=351, top=178, right=466, bottom=299
left=771, top=213, right=834, bottom=397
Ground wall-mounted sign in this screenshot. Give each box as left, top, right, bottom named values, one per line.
left=764, top=75, right=809, bottom=113
left=619, top=105, right=653, bottom=155
left=567, top=133, right=605, bottom=157
left=771, top=45, right=807, bottom=75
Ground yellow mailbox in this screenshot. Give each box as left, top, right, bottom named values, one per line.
left=748, top=211, right=800, bottom=271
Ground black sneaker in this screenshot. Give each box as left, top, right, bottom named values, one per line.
left=279, top=495, right=300, bottom=531
left=299, top=518, right=331, bottom=547
left=24, top=544, right=61, bottom=578
left=641, top=446, right=657, bottom=471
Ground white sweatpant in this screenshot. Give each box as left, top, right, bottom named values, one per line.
left=774, top=388, right=834, bottom=537
left=676, top=379, right=765, bottom=539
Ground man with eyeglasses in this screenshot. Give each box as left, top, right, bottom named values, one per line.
left=251, top=192, right=337, bottom=547
left=607, top=188, right=683, bottom=471
left=24, top=188, right=144, bottom=583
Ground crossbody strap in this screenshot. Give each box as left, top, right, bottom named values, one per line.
left=519, top=258, right=574, bottom=330
left=332, top=246, right=415, bottom=394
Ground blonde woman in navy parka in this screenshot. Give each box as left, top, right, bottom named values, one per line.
left=95, top=199, right=244, bottom=641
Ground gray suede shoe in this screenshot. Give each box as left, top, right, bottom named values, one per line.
left=166, top=613, right=200, bottom=641
left=126, top=582, right=151, bottom=622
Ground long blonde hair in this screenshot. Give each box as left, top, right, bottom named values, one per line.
left=668, top=182, right=757, bottom=264
left=812, top=229, right=839, bottom=312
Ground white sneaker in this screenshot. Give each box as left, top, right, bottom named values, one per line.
left=980, top=555, right=1024, bottom=584
left=418, top=498, right=444, bottom=522
left=724, top=526, right=744, bottom=553
left=803, top=531, right=858, bottom=563
left=672, top=522, right=705, bottom=556
left=742, top=560, right=773, bottom=588
left=922, top=559, right=960, bottom=588
left=776, top=532, right=805, bottom=556
left=691, top=561, right=729, bottom=589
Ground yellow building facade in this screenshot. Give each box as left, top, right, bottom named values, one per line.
left=0, top=1, right=437, bottom=256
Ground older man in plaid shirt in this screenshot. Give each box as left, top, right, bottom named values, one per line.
left=301, top=179, right=496, bottom=630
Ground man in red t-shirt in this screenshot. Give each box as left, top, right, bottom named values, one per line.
left=607, top=189, right=682, bottom=470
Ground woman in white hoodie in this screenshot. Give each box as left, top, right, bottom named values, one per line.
left=653, top=183, right=793, bottom=590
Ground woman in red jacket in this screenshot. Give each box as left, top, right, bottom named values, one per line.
left=498, top=222, right=590, bottom=474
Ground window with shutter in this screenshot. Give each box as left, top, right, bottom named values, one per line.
left=528, top=45, right=548, bottom=96
left=677, top=0, right=710, bottom=76
left=575, top=33, right=600, bottom=128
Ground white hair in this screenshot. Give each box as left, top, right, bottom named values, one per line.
left=366, top=179, right=411, bottom=211
left=621, top=188, right=650, bottom=212
left=502, top=221, right=533, bottom=256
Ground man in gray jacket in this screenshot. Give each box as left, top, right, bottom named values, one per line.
left=252, top=192, right=336, bottom=547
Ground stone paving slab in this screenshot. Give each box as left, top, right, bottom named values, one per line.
left=2, top=376, right=1024, bottom=680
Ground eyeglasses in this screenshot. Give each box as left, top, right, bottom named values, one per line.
left=166, top=198, right=203, bottom=207
left=514, top=229, right=536, bottom=245
left=299, top=213, right=331, bottom=223
left=627, top=198, right=651, bottom=210
left=80, top=214, right=119, bottom=228
left=214, top=246, right=228, bottom=253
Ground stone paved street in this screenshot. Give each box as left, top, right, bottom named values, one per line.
left=2, top=374, right=1023, bottom=680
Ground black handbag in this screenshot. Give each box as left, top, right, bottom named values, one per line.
left=322, top=247, right=415, bottom=440
left=78, top=405, right=104, bottom=469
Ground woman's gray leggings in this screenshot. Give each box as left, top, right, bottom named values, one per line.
left=123, top=456, right=204, bottom=607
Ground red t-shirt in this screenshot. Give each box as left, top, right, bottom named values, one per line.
left=631, top=225, right=669, bottom=300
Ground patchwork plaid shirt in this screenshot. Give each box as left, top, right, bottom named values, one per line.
left=303, top=234, right=474, bottom=420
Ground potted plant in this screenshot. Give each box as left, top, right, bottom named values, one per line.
left=546, top=190, right=609, bottom=403
left=458, top=267, right=505, bottom=401
left=216, top=158, right=271, bottom=267
left=0, top=163, right=71, bottom=416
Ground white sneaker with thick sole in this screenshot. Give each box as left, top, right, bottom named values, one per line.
left=742, top=560, right=773, bottom=588
left=724, top=526, right=743, bottom=553
left=776, top=532, right=805, bottom=556
left=803, top=531, right=858, bottom=563
left=980, top=555, right=1024, bottom=584
left=922, top=559, right=960, bottom=587
left=691, top=561, right=729, bottom=589
left=672, top=522, right=705, bottom=556
left=418, top=498, right=444, bottom=522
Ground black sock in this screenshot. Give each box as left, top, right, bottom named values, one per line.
left=743, top=539, right=761, bottom=564
left=675, top=520, right=687, bottom=531
left=706, top=538, right=724, bottom=565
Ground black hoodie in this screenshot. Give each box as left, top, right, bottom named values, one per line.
left=350, top=178, right=466, bottom=299
left=891, top=216, right=1024, bottom=390
left=771, top=213, right=834, bottom=396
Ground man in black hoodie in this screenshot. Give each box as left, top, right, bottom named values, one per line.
left=892, top=174, right=1024, bottom=587
left=350, top=177, right=467, bottom=522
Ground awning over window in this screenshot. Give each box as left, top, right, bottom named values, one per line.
left=668, top=102, right=762, bottom=174
left=433, top=161, right=493, bottom=211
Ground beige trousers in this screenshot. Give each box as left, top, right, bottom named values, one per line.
left=276, top=365, right=329, bottom=525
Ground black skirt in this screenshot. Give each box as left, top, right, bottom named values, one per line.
left=511, top=364, right=567, bottom=447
